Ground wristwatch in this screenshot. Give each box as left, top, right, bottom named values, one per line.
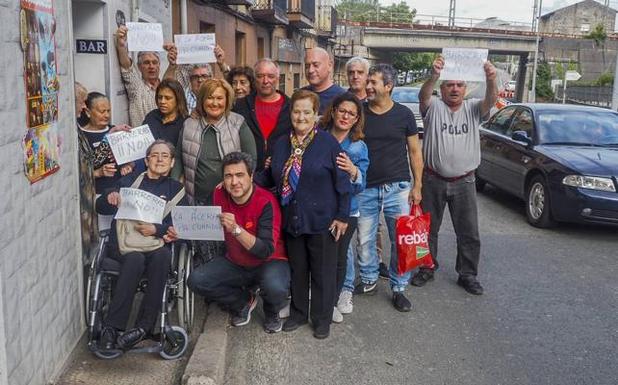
left=232, top=225, right=242, bottom=237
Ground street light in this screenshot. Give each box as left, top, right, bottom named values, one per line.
left=530, top=0, right=542, bottom=103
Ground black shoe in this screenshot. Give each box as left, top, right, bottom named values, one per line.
left=99, top=326, right=118, bottom=350
left=410, top=269, right=435, bottom=287
left=231, top=294, right=257, bottom=327
left=457, top=277, right=484, bottom=295
left=378, top=262, right=390, bottom=280
left=282, top=318, right=308, bottom=332
left=116, top=327, right=146, bottom=350
left=354, top=281, right=377, bottom=295
left=263, top=312, right=283, bottom=334
left=313, top=324, right=330, bottom=339
left=392, top=292, right=412, bottom=312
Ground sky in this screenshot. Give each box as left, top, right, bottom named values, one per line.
left=378, top=0, right=618, bottom=24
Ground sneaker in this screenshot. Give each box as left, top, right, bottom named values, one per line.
left=332, top=307, right=343, bottom=323
left=279, top=301, right=290, bottom=318
left=282, top=318, right=308, bottom=332
left=354, top=281, right=377, bottom=295
left=231, top=294, right=257, bottom=327
left=378, top=262, right=390, bottom=279
left=410, top=269, right=435, bottom=287
left=313, top=324, right=330, bottom=339
left=336, top=290, right=353, bottom=314
left=457, top=276, right=484, bottom=295
left=392, top=292, right=412, bottom=312
left=116, top=327, right=146, bottom=350
left=263, top=312, right=283, bottom=334
left=99, top=326, right=118, bottom=350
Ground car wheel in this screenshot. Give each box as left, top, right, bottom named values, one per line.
left=525, top=175, right=555, bottom=228
left=475, top=173, right=486, bottom=192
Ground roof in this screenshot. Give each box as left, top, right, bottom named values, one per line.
left=513, top=103, right=617, bottom=113
left=540, top=0, right=616, bottom=20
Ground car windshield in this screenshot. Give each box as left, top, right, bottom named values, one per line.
left=538, top=110, right=618, bottom=146
left=392, top=88, right=420, bottom=103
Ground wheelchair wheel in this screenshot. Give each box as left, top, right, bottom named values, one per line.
left=160, top=326, right=189, bottom=360
left=176, top=244, right=194, bottom=332
left=93, top=349, right=122, bottom=360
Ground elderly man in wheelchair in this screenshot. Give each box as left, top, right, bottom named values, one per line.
left=93, top=139, right=188, bottom=356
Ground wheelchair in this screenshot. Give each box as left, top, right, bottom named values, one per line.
left=85, top=230, right=195, bottom=360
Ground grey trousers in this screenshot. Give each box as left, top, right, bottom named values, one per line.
left=421, top=171, right=481, bottom=278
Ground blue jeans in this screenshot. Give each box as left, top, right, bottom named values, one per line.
left=357, top=181, right=411, bottom=292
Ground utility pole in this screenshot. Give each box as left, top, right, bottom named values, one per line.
left=448, top=0, right=456, bottom=27
left=530, top=0, right=543, bottom=103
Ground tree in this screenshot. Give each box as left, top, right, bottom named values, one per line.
left=336, top=0, right=416, bottom=24
left=392, top=52, right=434, bottom=72
left=536, top=61, right=554, bottom=101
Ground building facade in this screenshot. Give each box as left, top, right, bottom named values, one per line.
left=539, top=0, right=616, bottom=36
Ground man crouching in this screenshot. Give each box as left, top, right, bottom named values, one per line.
left=188, top=152, right=290, bottom=333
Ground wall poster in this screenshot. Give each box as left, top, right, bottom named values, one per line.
left=20, top=0, right=60, bottom=183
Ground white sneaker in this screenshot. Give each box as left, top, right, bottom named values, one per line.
left=337, top=290, right=353, bottom=314
left=279, top=302, right=290, bottom=319
left=332, top=306, right=343, bottom=323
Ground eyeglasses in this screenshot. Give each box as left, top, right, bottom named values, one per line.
left=336, top=108, right=358, bottom=118
left=148, top=153, right=172, bottom=160
left=190, top=74, right=211, bottom=81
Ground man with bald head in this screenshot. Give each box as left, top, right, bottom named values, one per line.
left=233, top=58, right=291, bottom=171
left=413, top=54, right=497, bottom=295
left=303, top=47, right=345, bottom=115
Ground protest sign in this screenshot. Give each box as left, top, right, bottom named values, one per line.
left=107, top=124, right=155, bottom=164
left=115, top=188, right=166, bottom=224
left=174, top=34, right=216, bottom=64
left=126, top=22, right=164, bottom=52
left=172, top=206, right=224, bottom=241
left=440, top=48, right=488, bottom=82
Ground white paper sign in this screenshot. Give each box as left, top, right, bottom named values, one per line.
left=115, top=188, right=166, bottom=224
left=127, top=22, right=164, bottom=52
left=174, top=34, right=216, bottom=64
left=107, top=124, right=155, bottom=164
left=172, top=206, right=224, bottom=241
left=440, top=48, right=488, bottom=82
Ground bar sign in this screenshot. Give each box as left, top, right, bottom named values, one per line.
left=76, top=39, right=108, bottom=54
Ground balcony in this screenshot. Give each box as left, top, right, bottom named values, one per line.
left=252, top=0, right=288, bottom=24
left=316, top=5, right=337, bottom=37
left=287, top=0, right=314, bottom=29
left=223, top=0, right=255, bottom=5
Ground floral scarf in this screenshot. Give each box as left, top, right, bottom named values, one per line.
left=280, top=127, right=318, bottom=206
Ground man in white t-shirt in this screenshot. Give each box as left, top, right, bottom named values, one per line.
left=413, top=55, right=497, bottom=295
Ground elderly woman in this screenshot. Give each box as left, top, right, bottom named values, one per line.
left=258, top=89, right=351, bottom=339
left=143, top=79, right=189, bottom=146
left=172, top=78, right=256, bottom=261
left=320, top=93, right=369, bottom=320
left=226, top=66, right=255, bottom=99
left=96, top=140, right=187, bottom=351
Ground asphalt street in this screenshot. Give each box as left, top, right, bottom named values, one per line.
left=223, top=185, right=617, bottom=385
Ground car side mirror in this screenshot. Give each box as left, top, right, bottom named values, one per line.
left=512, top=130, right=532, bottom=146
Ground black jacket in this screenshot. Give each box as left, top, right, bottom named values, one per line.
left=142, top=108, right=186, bottom=148
left=233, top=92, right=291, bottom=171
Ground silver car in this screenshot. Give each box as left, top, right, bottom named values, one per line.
left=392, top=86, right=424, bottom=137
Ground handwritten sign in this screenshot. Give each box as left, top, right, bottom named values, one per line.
left=107, top=124, right=155, bottom=164
left=440, top=48, right=488, bottom=82
left=126, top=22, right=164, bottom=52
left=172, top=206, right=224, bottom=241
left=115, top=188, right=166, bottom=224
left=174, top=34, right=216, bottom=64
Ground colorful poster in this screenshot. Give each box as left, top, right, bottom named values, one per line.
left=20, top=0, right=60, bottom=183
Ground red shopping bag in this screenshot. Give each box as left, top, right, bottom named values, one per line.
left=396, top=204, right=434, bottom=275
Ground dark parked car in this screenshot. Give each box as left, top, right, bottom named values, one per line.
left=392, top=86, right=424, bottom=136
left=477, top=103, right=618, bottom=227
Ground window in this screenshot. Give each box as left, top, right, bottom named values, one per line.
left=293, top=73, right=300, bottom=90
left=508, top=109, right=534, bottom=138
left=257, top=37, right=265, bottom=60
left=279, top=74, right=286, bottom=93
left=235, top=32, right=246, bottom=66
left=580, top=23, right=590, bottom=33
left=486, top=107, right=517, bottom=135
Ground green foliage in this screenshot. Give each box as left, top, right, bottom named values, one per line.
left=536, top=61, right=554, bottom=100
left=392, top=52, right=434, bottom=72
left=336, top=0, right=416, bottom=23
left=594, top=72, right=614, bottom=86
left=585, top=24, right=607, bottom=46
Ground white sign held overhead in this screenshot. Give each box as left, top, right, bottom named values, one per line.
left=565, top=70, right=581, bottom=81
left=172, top=206, right=225, bottom=241
left=115, top=188, right=166, bottom=224
left=440, top=48, right=488, bottom=82
left=174, top=34, right=217, bottom=64
left=126, top=22, right=164, bottom=52
left=107, top=124, right=155, bottom=165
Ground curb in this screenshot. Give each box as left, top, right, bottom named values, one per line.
left=182, top=305, right=229, bottom=385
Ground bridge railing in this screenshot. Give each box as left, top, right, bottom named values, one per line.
left=555, top=85, right=613, bottom=108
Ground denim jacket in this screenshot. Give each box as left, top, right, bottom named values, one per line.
left=340, top=136, right=369, bottom=215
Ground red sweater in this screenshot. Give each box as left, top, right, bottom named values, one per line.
left=213, top=184, right=287, bottom=267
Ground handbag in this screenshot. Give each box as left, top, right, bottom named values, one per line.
left=117, top=172, right=185, bottom=255
left=395, top=204, right=434, bottom=275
